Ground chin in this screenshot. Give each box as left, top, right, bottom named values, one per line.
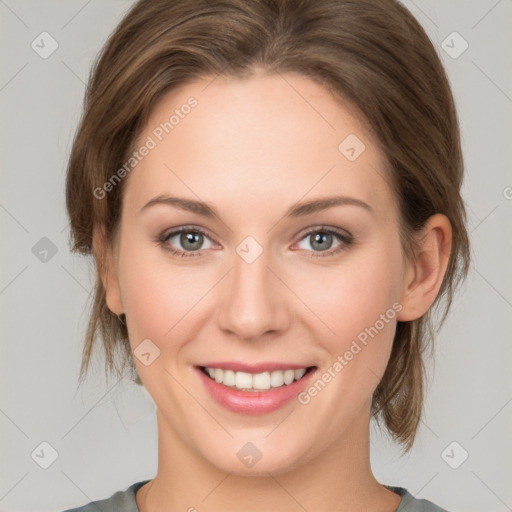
left=197, top=436, right=312, bottom=477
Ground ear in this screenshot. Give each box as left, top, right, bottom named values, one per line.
left=92, top=225, right=124, bottom=316
left=397, top=214, right=453, bottom=322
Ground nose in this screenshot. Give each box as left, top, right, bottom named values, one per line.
left=216, top=247, right=292, bottom=342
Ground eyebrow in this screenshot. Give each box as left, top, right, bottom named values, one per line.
left=139, top=194, right=374, bottom=219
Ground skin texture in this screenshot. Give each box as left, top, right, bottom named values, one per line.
left=94, top=71, right=452, bottom=512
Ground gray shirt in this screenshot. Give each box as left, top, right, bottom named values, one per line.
left=61, top=480, right=451, bottom=511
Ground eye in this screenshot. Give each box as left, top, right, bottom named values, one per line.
left=157, top=225, right=354, bottom=259
left=158, top=226, right=216, bottom=257
left=293, top=226, right=353, bottom=258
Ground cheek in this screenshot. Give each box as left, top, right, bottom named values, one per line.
left=292, top=253, right=403, bottom=425
left=116, top=238, right=209, bottom=350
left=302, top=248, right=401, bottom=332
left=299, top=243, right=403, bottom=377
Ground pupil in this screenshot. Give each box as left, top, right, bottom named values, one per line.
left=311, top=232, right=332, bottom=251
left=181, top=232, right=202, bottom=251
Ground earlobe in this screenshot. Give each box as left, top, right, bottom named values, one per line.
left=92, top=225, right=124, bottom=316
left=396, top=214, right=453, bottom=322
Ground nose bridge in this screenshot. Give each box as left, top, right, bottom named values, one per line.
left=217, top=239, right=290, bottom=340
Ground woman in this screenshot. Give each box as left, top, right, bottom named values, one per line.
left=62, top=0, right=470, bottom=510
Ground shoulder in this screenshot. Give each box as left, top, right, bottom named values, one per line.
left=387, top=486, right=453, bottom=512
left=60, top=480, right=150, bottom=512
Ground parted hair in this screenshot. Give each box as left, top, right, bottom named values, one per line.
left=66, top=0, right=470, bottom=453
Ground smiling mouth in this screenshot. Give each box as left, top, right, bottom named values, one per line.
left=198, top=365, right=317, bottom=392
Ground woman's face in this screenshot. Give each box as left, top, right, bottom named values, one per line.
left=104, top=71, right=414, bottom=475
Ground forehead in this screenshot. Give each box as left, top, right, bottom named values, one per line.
left=124, top=72, right=395, bottom=220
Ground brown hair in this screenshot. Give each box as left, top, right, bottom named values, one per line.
left=66, top=0, right=470, bottom=453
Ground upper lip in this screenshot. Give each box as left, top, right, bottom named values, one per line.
left=198, top=362, right=316, bottom=373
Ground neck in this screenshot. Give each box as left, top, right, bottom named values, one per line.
left=136, top=405, right=401, bottom=512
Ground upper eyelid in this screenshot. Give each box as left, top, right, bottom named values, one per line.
left=295, top=225, right=352, bottom=240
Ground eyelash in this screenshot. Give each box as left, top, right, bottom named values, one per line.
left=157, top=225, right=354, bottom=259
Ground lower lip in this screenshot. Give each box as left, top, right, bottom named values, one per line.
left=196, top=366, right=317, bottom=415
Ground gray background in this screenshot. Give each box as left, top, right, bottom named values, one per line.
left=1, top=1, right=511, bottom=511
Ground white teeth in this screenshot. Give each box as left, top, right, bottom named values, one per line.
left=223, top=369, right=236, bottom=387
left=235, top=371, right=253, bottom=389
left=294, top=368, right=306, bottom=380
left=253, top=372, right=271, bottom=390
left=203, top=366, right=310, bottom=391
left=283, top=369, right=295, bottom=385
left=270, top=370, right=284, bottom=387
